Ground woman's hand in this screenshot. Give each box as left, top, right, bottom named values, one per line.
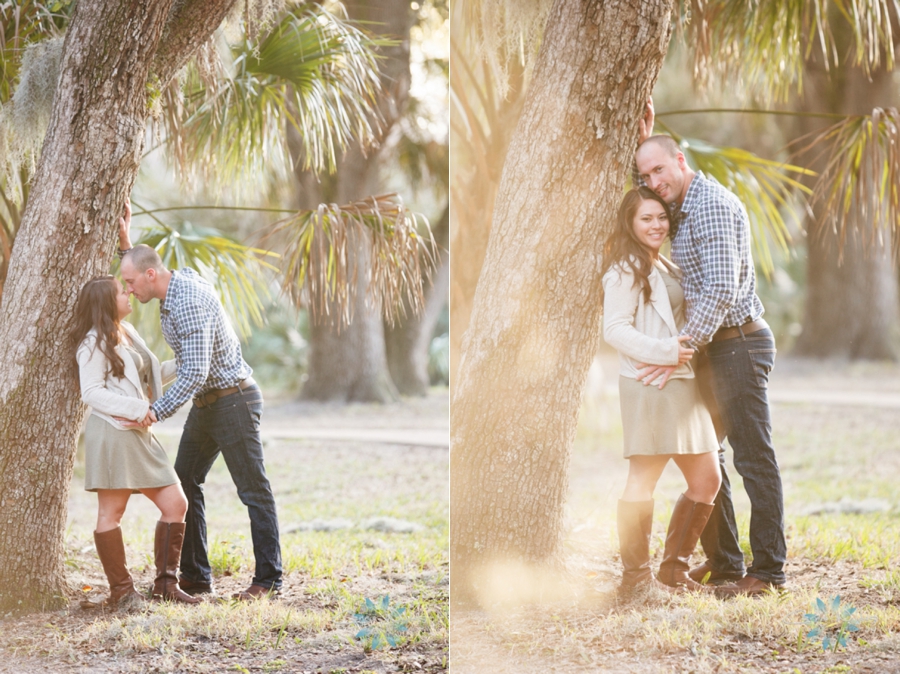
left=677, top=335, right=695, bottom=364
left=112, top=411, right=153, bottom=429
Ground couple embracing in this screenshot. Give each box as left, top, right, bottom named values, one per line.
left=72, top=203, right=281, bottom=608
left=600, top=101, right=787, bottom=598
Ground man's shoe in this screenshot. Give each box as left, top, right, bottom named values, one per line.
left=178, top=576, right=215, bottom=596
left=714, top=575, right=785, bottom=599
left=688, top=560, right=745, bottom=586
left=233, top=584, right=277, bottom=601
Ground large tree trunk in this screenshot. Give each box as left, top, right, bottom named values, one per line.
left=794, top=48, right=899, bottom=359
left=450, top=0, right=673, bottom=603
left=449, top=52, right=526, bottom=387
left=296, top=0, right=411, bottom=403
left=0, top=0, right=235, bottom=613
left=384, top=205, right=449, bottom=396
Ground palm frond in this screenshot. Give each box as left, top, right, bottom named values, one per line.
left=679, top=0, right=900, bottom=103
left=794, top=107, right=900, bottom=259
left=659, top=122, right=815, bottom=275
left=453, top=0, right=550, bottom=95
left=166, top=4, right=384, bottom=188
left=270, top=193, right=436, bottom=327
left=130, top=220, right=279, bottom=338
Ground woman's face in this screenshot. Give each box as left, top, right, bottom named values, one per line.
left=115, top=281, right=132, bottom=319
left=632, top=198, right=669, bottom=253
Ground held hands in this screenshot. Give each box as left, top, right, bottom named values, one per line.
left=676, top=335, right=695, bottom=365
left=113, top=410, right=154, bottom=429
left=636, top=335, right=694, bottom=390
left=118, top=200, right=133, bottom=250
left=638, top=97, right=655, bottom=144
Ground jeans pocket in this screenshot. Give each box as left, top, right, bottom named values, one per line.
left=748, top=348, right=777, bottom=388
left=246, top=400, right=263, bottom=430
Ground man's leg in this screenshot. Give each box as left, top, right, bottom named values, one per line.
left=694, top=349, right=746, bottom=576
left=173, top=405, right=220, bottom=585
left=706, top=330, right=786, bottom=586
left=207, top=386, right=282, bottom=590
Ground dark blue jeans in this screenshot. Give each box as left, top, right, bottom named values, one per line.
left=174, top=384, right=282, bottom=590
left=695, top=328, right=786, bottom=585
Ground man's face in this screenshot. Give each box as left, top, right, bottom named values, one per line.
left=120, top=259, right=154, bottom=304
left=636, top=143, right=685, bottom=205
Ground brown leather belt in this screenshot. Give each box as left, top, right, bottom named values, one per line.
left=712, top=319, right=769, bottom=342
left=193, top=377, right=256, bottom=408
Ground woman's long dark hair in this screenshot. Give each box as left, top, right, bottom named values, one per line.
left=71, top=276, right=126, bottom=379
left=599, top=187, right=673, bottom=304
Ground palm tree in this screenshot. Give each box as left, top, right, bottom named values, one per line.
left=1, top=3, right=436, bottom=328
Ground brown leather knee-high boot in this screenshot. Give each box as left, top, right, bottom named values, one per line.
left=152, top=521, right=200, bottom=604
left=617, top=499, right=657, bottom=589
left=657, top=494, right=715, bottom=591
left=90, top=527, right=144, bottom=609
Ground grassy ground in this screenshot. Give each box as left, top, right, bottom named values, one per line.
left=451, top=357, right=900, bottom=673
left=0, top=392, right=449, bottom=674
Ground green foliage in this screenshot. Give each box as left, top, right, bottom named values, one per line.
left=167, top=4, right=385, bottom=188
left=803, top=595, right=860, bottom=652
left=428, top=332, right=449, bottom=386
left=797, top=108, right=900, bottom=258
left=240, top=299, right=308, bottom=395
left=206, top=538, right=246, bottom=577
left=273, top=193, right=436, bottom=326
left=137, top=219, right=279, bottom=339
left=656, top=122, right=814, bottom=275
left=677, top=0, right=900, bottom=103
left=353, top=595, right=409, bottom=651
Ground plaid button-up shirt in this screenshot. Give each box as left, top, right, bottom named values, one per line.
left=150, top=268, right=252, bottom=421
left=671, top=172, right=765, bottom=347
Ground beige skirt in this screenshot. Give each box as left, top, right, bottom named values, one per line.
left=618, top=375, right=718, bottom=457
left=83, top=415, right=178, bottom=492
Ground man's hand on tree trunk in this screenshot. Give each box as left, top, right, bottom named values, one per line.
left=118, top=200, right=133, bottom=251
left=638, top=97, right=655, bottom=145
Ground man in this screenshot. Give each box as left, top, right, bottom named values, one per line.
left=632, top=101, right=786, bottom=597
left=118, top=206, right=282, bottom=600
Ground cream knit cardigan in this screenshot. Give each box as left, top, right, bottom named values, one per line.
left=602, top=255, right=696, bottom=381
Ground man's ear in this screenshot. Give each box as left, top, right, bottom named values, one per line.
left=676, top=152, right=687, bottom=170
left=146, top=268, right=157, bottom=282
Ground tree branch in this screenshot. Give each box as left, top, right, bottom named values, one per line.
left=152, top=0, right=238, bottom=87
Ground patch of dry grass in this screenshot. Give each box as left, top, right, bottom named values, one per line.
left=0, top=397, right=449, bottom=674
left=452, top=359, right=900, bottom=673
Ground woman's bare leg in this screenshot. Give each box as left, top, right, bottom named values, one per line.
left=96, top=489, right=132, bottom=532
left=140, top=484, right=188, bottom=523
left=672, top=452, right=722, bottom=505
left=621, top=455, right=670, bottom=501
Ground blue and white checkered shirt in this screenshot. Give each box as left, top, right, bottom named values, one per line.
left=671, top=172, right=765, bottom=347
left=150, top=268, right=253, bottom=421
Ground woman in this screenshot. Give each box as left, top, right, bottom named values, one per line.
left=600, top=187, right=722, bottom=593
left=73, top=275, right=198, bottom=607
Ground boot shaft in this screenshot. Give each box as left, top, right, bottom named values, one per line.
left=617, top=499, right=655, bottom=586
left=658, top=494, right=714, bottom=588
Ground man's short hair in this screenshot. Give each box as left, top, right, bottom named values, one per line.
left=641, top=135, right=681, bottom=158
left=123, top=244, right=165, bottom=273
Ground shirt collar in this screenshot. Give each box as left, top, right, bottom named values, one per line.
left=679, top=171, right=707, bottom=216
left=160, top=270, right=181, bottom=315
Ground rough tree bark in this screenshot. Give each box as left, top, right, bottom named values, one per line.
left=297, top=0, right=411, bottom=403
left=0, top=0, right=236, bottom=612
left=794, top=52, right=899, bottom=359
left=449, top=55, right=526, bottom=385
left=384, top=205, right=449, bottom=395
left=449, top=0, right=674, bottom=603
